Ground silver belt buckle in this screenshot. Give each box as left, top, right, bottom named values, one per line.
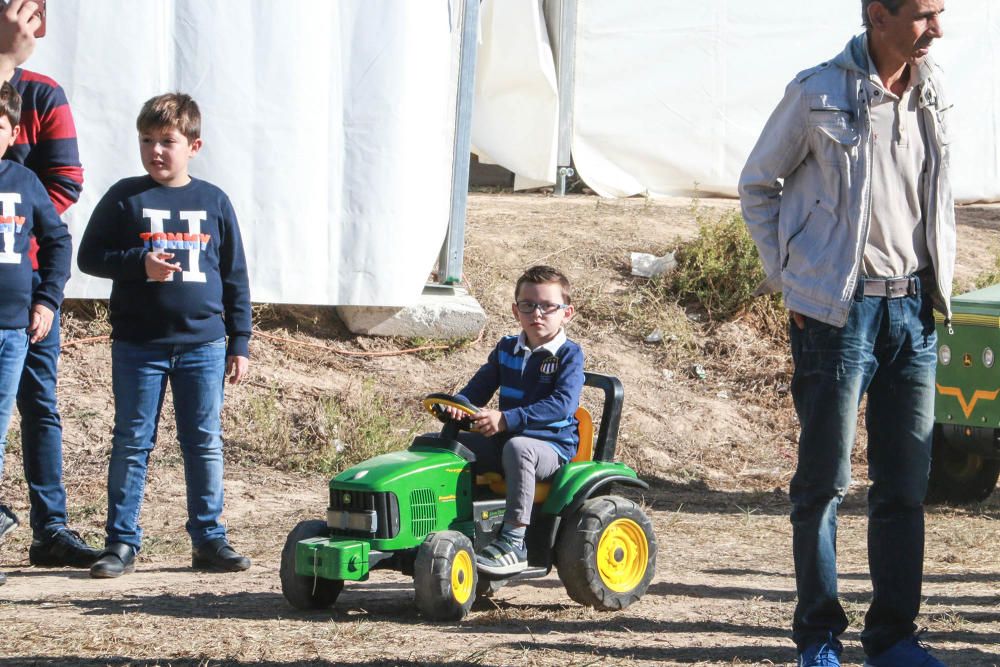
left=887, top=279, right=907, bottom=298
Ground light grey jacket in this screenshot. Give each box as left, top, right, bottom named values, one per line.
left=739, top=33, right=955, bottom=327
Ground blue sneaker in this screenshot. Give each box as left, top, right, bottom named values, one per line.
left=864, top=632, right=945, bottom=667
left=799, top=636, right=843, bottom=667
left=476, top=536, right=528, bottom=575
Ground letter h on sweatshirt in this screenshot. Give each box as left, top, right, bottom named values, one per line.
left=141, top=208, right=208, bottom=283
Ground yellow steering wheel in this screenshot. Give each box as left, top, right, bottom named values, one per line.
left=422, top=393, right=479, bottom=431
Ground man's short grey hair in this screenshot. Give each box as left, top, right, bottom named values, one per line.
left=862, top=0, right=907, bottom=28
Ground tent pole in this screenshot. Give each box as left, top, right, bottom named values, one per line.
left=438, top=0, right=480, bottom=286
left=554, top=0, right=578, bottom=196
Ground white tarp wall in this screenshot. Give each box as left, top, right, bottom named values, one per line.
left=476, top=0, right=1000, bottom=204
left=32, top=0, right=459, bottom=305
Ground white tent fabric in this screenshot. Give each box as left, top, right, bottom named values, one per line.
left=31, top=0, right=458, bottom=305
left=470, top=0, right=558, bottom=188
left=478, top=1, right=1000, bottom=203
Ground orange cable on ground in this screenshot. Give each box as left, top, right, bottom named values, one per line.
left=62, top=335, right=110, bottom=349
left=61, top=327, right=484, bottom=358
left=252, top=326, right=484, bottom=358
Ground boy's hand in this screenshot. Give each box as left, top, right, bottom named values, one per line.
left=442, top=404, right=472, bottom=422
left=471, top=409, right=506, bottom=437
left=145, top=251, right=182, bottom=282
left=226, top=355, right=248, bottom=384
left=27, top=302, right=53, bottom=343
left=0, top=0, right=41, bottom=72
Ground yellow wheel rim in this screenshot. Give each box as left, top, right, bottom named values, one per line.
left=597, top=518, right=649, bottom=593
left=451, top=550, right=474, bottom=604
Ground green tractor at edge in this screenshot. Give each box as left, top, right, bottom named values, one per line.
left=279, top=372, right=657, bottom=620
left=931, top=284, right=1000, bottom=503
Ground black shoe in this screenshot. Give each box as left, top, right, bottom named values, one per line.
left=30, top=528, right=102, bottom=568
left=0, top=504, right=19, bottom=540
left=192, top=538, right=251, bottom=572
left=89, top=542, right=136, bottom=579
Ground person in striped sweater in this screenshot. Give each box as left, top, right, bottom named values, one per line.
left=0, top=78, right=73, bottom=587
left=444, top=265, right=585, bottom=575
left=0, top=0, right=97, bottom=581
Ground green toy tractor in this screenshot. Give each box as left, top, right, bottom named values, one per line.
left=279, top=372, right=657, bottom=620
left=931, top=284, right=1000, bottom=503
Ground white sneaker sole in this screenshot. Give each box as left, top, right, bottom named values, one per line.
left=476, top=558, right=528, bottom=576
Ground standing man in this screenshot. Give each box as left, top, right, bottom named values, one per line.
left=739, top=2, right=951, bottom=666
left=0, top=0, right=98, bottom=576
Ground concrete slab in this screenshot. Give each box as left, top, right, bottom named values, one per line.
left=336, top=285, right=486, bottom=339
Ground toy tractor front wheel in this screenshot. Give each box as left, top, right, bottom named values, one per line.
left=280, top=520, right=345, bottom=610
left=926, top=427, right=1000, bottom=504
left=556, top=496, right=656, bottom=611
left=414, top=531, right=477, bottom=621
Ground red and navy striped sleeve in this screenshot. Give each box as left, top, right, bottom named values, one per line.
left=7, top=68, right=84, bottom=215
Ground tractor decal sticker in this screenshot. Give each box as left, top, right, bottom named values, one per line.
left=445, top=468, right=465, bottom=474
left=438, top=495, right=456, bottom=502
left=936, top=383, right=1000, bottom=418
left=539, top=355, right=559, bottom=375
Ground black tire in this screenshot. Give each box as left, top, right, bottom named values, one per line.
left=556, top=496, right=656, bottom=611
left=280, top=520, right=345, bottom=610
left=927, top=428, right=1000, bottom=504
left=413, top=531, right=477, bottom=621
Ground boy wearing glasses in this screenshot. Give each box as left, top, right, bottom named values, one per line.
left=445, top=265, right=584, bottom=575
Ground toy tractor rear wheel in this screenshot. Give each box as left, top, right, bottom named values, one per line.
left=556, top=496, right=656, bottom=611
left=280, top=520, right=345, bottom=610
left=414, top=531, right=477, bottom=621
left=926, top=427, right=1000, bottom=504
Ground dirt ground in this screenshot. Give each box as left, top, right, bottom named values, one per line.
left=1, top=193, right=999, bottom=667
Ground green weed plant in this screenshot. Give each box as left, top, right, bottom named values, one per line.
left=668, top=207, right=784, bottom=336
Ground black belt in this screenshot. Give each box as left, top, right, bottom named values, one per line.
left=859, top=275, right=920, bottom=299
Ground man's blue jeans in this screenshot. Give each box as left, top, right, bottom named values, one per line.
left=0, top=328, right=29, bottom=479
left=18, top=271, right=67, bottom=538
left=789, top=287, right=936, bottom=657
left=106, top=338, right=229, bottom=550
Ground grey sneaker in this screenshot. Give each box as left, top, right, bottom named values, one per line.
left=0, top=504, right=19, bottom=540
left=476, top=536, right=528, bottom=575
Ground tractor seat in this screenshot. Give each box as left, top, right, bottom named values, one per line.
left=475, top=406, right=594, bottom=503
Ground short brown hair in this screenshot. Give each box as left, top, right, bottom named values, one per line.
left=862, top=0, right=907, bottom=28
left=0, top=81, right=22, bottom=128
left=136, top=92, right=201, bottom=141
left=515, top=265, right=572, bottom=304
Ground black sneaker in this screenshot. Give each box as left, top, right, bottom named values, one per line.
left=0, top=504, right=19, bottom=540
left=89, top=542, right=136, bottom=579
left=29, top=528, right=101, bottom=568
left=192, top=538, right=251, bottom=572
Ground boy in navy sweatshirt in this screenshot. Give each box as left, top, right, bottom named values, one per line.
left=445, top=265, right=585, bottom=575
left=0, top=79, right=72, bottom=583
left=78, top=93, right=252, bottom=579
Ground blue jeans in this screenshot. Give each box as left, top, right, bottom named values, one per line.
left=0, top=328, right=29, bottom=480
left=106, top=338, right=229, bottom=549
left=18, top=271, right=67, bottom=538
left=789, top=287, right=936, bottom=657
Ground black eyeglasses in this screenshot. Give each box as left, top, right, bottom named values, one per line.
left=515, top=300, right=569, bottom=315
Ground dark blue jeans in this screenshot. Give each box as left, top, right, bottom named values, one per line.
left=17, top=272, right=66, bottom=538
left=106, top=338, right=228, bottom=550
left=789, top=287, right=936, bottom=657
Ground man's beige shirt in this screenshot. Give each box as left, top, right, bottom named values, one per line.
left=863, top=49, right=931, bottom=279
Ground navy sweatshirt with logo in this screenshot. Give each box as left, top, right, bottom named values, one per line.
left=77, top=176, right=251, bottom=357
left=457, top=334, right=585, bottom=461
left=0, top=160, right=71, bottom=329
